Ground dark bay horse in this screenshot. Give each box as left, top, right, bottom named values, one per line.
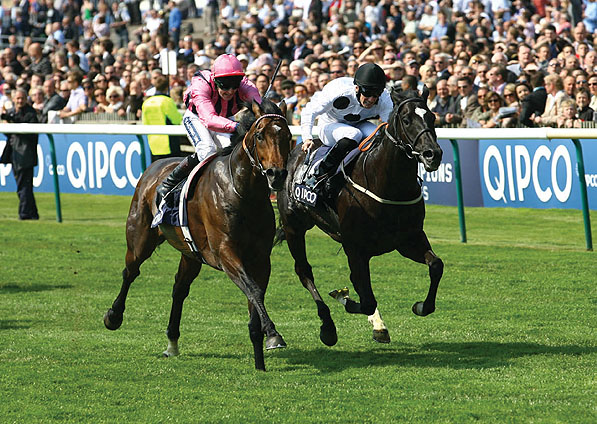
left=275, top=88, right=444, bottom=346
left=104, top=100, right=292, bottom=371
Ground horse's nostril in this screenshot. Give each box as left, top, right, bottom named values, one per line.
left=266, top=169, right=275, bottom=177
left=423, top=150, right=434, bottom=159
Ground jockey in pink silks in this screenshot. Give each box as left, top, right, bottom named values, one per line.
left=156, top=54, right=262, bottom=201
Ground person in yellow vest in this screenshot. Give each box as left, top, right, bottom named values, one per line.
left=142, top=74, right=183, bottom=162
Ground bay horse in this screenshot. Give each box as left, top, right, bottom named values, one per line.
left=275, top=88, right=443, bottom=346
left=104, top=99, right=292, bottom=371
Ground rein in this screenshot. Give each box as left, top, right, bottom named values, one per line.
left=241, top=113, right=288, bottom=175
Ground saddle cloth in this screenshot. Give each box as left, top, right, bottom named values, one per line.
left=151, top=153, right=217, bottom=229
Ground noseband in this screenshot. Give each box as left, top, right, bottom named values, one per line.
left=242, top=113, right=288, bottom=175
left=384, top=97, right=435, bottom=160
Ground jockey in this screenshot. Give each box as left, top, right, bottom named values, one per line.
left=156, top=54, right=262, bottom=200
left=301, top=63, right=393, bottom=188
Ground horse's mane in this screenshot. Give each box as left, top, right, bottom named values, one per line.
left=228, top=98, right=284, bottom=150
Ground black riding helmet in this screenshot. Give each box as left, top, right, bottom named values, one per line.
left=353, top=63, right=386, bottom=97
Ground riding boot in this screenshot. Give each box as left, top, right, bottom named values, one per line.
left=156, top=154, right=200, bottom=204
left=305, top=138, right=358, bottom=189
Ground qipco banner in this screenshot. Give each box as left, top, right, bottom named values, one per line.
left=0, top=134, right=149, bottom=195
left=478, top=139, right=597, bottom=210
left=420, top=138, right=597, bottom=210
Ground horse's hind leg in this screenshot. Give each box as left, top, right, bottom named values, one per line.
left=283, top=223, right=337, bottom=347
left=104, top=210, right=161, bottom=330
left=397, top=232, right=444, bottom=317
left=163, top=255, right=202, bottom=357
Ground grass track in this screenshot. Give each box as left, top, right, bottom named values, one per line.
left=0, top=192, right=595, bottom=423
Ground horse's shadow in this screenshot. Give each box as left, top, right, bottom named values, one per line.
left=268, top=341, right=597, bottom=373
left=0, top=284, right=72, bottom=294
left=0, top=319, right=34, bottom=330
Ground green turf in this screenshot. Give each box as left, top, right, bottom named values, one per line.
left=0, top=192, right=595, bottom=423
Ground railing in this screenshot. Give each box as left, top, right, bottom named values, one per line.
left=0, top=124, right=593, bottom=250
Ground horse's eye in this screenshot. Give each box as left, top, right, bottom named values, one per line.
left=403, top=118, right=410, bottom=126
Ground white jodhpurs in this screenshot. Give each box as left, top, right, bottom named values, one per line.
left=182, top=109, right=233, bottom=162
left=318, top=121, right=378, bottom=147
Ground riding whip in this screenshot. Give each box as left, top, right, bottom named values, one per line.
left=263, top=59, right=282, bottom=99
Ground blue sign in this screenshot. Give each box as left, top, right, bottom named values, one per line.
left=420, top=139, right=484, bottom=207
left=478, top=139, right=597, bottom=210
left=0, top=134, right=149, bottom=196
left=421, top=138, right=597, bottom=210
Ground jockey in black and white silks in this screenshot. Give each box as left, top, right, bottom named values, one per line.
left=300, top=63, right=393, bottom=188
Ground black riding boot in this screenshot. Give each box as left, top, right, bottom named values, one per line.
left=306, top=138, right=358, bottom=188
left=156, top=154, right=200, bottom=204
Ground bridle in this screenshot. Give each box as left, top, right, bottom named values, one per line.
left=341, top=94, right=435, bottom=206
left=241, top=113, right=288, bottom=175
left=384, top=96, right=435, bottom=160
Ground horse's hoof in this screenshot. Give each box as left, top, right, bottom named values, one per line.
left=265, top=334, right=287, bottom=350
left=373, top=329, right=391, bottom=343
left=412, top=301, right=434, bottom=316
left=320, top=322, right=338, bottom=346
left=162, top=349, right=179, bottom=358
left=103, top=309, right=123, bottom=330
left=329, top=287, right=349, bottom=301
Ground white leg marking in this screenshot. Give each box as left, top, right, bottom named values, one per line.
left=163, top=340, right=179, bottom=357
left=367, top=308, right=388, bottom=331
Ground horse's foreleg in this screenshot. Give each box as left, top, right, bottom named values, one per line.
left=284, top=226, right=337, bottom=347
left=104, top=226, right=160, bottom=330
left=248, top=305, right=265, bottom=371
left=221, top=252, right=286, bottom=363
left=397, top=233, right=444, bottom=317
left=163, top=255, right=202, bottom=357
left=412, top=250, right=443, bottom=317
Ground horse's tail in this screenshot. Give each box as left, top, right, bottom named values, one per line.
left=273, top=225, right=286, bottom=246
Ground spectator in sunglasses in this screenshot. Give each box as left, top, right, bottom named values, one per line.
left=156, top=54, right=261, bottom=202
left=300, top=63, right=392, bottom=189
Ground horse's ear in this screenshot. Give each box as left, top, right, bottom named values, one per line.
left=420, top=85, right=430, bottom=101
left=252, top=99, right=263, bottom=118
left=279, top=100, right=287, bottom=117
left=390, top=86, right=402, bottom=106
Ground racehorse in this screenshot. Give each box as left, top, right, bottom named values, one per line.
left=275, top=87, right=443, bottom=346
left=104, top=99, right=292, bottom=371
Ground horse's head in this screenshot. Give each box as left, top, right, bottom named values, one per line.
left=388, top=87, right=443, bottom=172
left=242, top=99, right=292, bottom=191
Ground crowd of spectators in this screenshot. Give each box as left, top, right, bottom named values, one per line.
left=2, top=0, right=597, bottom=129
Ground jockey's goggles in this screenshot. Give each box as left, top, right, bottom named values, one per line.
left=214, top=76, right=243, bottom=90
left=359, top=87, right=383, bottom=98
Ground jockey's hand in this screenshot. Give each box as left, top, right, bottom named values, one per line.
left=302, top=138, right=314, bottom=152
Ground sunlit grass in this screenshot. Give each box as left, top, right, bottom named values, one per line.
left=0, top=192, right=595, bottom=423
